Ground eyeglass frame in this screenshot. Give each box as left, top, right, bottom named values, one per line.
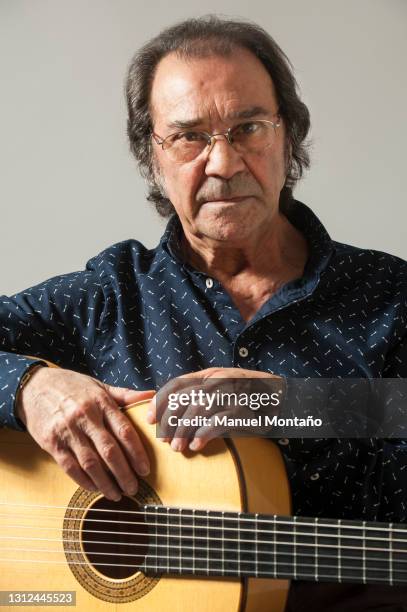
left=151, top=113, right=282, bottom=161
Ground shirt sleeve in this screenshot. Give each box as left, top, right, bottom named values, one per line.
left=0, top=261, right=107, bottom=430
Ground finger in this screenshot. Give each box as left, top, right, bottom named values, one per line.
left=69, top=431, right=123, bottom=501
left=188, top=411, right=232, bottom=451
left=104, top=386, right=155, bottom=407
left=86, top=423, right=141, bottom=497
left=170, top=402, right=213, bottom=451
left=53, top=448, right=98, bottom=492
left=92, top=388, right=151, bottom=478
left=146, top=394, right=157, bottom=424
left=103, top=406, right=151, bottom=478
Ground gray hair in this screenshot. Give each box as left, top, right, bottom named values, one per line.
left=125, top=15, right=311, bottom=217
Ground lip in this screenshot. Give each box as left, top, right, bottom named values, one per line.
left=204, top=196, right=250, bottom=203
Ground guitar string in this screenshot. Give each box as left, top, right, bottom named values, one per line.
left=1, top=531, right=406, bottom=556
left=0, top=555, right=406, bottom=583
left=1, top=542, right=406, bottom=569
left=0, top=517, right=407, bottom=553
left=0, top=502, right=405, bottom=537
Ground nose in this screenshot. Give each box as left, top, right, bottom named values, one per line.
left=204, top=135, right=246, bottom=180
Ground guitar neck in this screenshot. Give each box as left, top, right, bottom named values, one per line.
left=142, top=506, right=407, bottom=586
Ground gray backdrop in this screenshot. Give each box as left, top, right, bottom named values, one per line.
left=1, top=0, right=406, bottom=296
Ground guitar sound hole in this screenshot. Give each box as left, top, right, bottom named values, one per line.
left=81, top=496, right=149, bottom=580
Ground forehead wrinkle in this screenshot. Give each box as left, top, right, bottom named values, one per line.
left=166, top=105, right=273, bottom=131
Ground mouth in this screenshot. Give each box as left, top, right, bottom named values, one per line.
left=203, top=196, right=250, bottom=203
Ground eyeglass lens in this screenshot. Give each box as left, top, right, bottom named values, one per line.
left=163, top=121, right=278, bottom=162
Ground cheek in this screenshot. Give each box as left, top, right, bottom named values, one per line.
left=163, top=160, right=203, bottom=202
left=247, top=152, right=286, bottom=194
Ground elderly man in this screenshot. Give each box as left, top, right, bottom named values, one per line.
left=1, top=15, right=406, bottom=611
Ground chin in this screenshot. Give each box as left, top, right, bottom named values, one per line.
left=196, top=201, right=267, bottom=242
left=196, top=211, right=261, bottom=243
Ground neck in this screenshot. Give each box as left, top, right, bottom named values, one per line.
left=181, top=213, right=308, bottom=280
left=142, top=506, right=407, bottom=586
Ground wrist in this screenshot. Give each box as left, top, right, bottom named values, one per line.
left=15, top=364, right=47, bottom=425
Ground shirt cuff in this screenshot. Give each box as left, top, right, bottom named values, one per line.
left=0, top=354, right=48, bottom=431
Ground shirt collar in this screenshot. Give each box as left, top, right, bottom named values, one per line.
left=160, top=199, right=335, bottom=282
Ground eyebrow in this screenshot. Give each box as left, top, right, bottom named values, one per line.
left=166, top=105, right=272, bottom=130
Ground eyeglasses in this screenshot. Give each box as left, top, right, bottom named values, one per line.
left=152, top=116, right=281, bottom=164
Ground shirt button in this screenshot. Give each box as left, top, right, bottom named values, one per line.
left=239, top=347, right=249, bottom=358
left=206, top=278, right=214, bottom=288
left=310, top=473, right=320, bottom=481
left=278, top=438, right=289, bottom=446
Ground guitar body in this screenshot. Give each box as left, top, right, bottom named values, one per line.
left=0, top=402, right=291, bottom=611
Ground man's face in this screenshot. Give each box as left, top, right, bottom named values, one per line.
left=150, top=47, right=288, bottom=244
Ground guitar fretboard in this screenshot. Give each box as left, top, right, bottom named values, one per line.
left=141, top=505, right=407, bottom=585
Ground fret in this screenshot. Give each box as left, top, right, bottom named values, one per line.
left=166, top=507, right=170, bottom=575
left=178, top=507, right=182, bottom=574
left=339, top=519, right=364, bottom=584
left=237, top=512, right=241, bottom=577
left=154, top=505, right=159, bottom=575
left=271, top=513, right=294, bottom=580
left=221, top=511, right=225, bottom=577
left=238, top=510, right=256, bottom=577
left=223, top=511, right=239, bottom=575
left=393, top=522, right=407, bottom=585
left=192, top=508, right=195, bottom=575
left=315, top=517, right=318, bottom=582
left=154, top=505, right=166, bottom=574
left=143, top=505, right=158, bottom=576
left=318, top=517, right=340, bottom=582
left=273, top=515, right=277, bottom=578
left=294, top=516, right=315, bottom=580
left=177, top=507, right=194, bottom=575
left=389, top=522, right=393, bottom=586
left=256, top=513, right=276, bottom=578
left=206, top=510, right=210, bottom=575
left=194, top=509, right=210, bottom=574
left=167, top=507, right=181, bottom=575
left=293, top=516, right=297, bottom=580
left=365, top=520, right=390, bottom=584
left=207, top=511, right=223, bottom=574
left=338, top=518, right=341, bottom=583
left=255, top=513, right=259, bottom=578
left=362, top=520, right=366, bottom=584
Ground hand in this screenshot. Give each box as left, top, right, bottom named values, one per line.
left=147, top=367, right=283, bottom=452
left=16, top=366, right=155, bottom=501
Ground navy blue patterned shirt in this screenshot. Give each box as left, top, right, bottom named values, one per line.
left=1, top=200, right=406, bottom=522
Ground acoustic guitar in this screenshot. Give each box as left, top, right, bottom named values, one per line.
left=0, top=399, right=406, bottom=611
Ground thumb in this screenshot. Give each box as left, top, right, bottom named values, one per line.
left=104, top=385, right=156, bottom=407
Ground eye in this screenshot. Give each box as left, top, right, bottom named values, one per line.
left=234, top=121, right=260, bottom=135
left=175, top=131, right=206, bottom=143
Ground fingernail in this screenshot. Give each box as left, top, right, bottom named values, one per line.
left=108, top=490, right=121, bottom=502
left=138, top=461, right=150, bottom=476
left=171, top=439, right=183, bottom=452
left=146, top=410, right=154, bottom=423
left=126, top=481, right=138, bottom=496
left=189, top=439, right=201, bottom=451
